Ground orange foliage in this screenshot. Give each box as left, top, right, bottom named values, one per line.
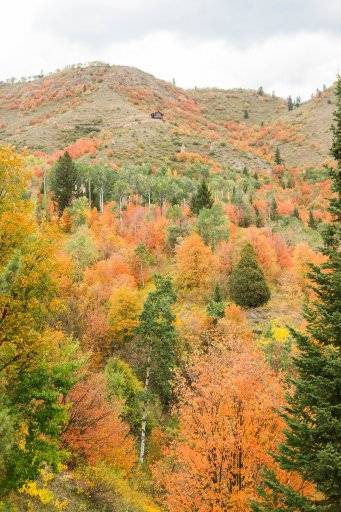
left=64, top=373, right=136, bottom=471
left=154, top=332, right=286, bottom=512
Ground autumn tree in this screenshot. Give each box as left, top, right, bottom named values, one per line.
left=229, top=243, right=270, bottom=308
left=190, top=180, right=213, bottom=215
left=64, top=373, right=136, bottom=471
left=154, top=331, right=286, bottom=512
left=50, top=151, right=78, bottom=214
left=175, top=234, right=216, bottom=297
left=108, top=286, right=142, bottom=345
left=252, top=74, right=341, bottom=512
left=0, top=146, right=82, bottom=495
left=137, top=275, right=177, bottom=462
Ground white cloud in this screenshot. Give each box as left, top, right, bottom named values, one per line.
left=0, top=1, right=340, bottom=99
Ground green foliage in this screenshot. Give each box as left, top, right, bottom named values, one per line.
left=270, top=197, right=279, bottom=221
left=137, top=275, right=177, bottom=409
left=190, top=180, right=213, bottom=215
left=66, top=196, right=89, bottom=230
left=207, top=285, right=225, bottom=323
left=229, top=243, right=270, bottom=308
left=65, top=225, right=99, bottom=273
left=308, top=209, right=317, bottom=229
left=287, top=95, right=294, bottom=111
left=196, top=204, right=229, bottom=249
left=274, top=146, right=282, bottom=165
left=105, top=357, right=145, bottom=434
left=252, top=73, right=341, bottom=512
left=49, top=152, right=78, bottom=214
left=0, top=338, right=82, bottom=495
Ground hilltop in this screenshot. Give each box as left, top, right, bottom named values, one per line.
left=0, top=63, right=335, bottom=170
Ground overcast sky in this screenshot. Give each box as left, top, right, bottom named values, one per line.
left=2, top=0, right=341, bottom=99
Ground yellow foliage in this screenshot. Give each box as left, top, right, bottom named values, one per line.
left=108, top=286, right=142, bottom=343
left=20, top=481, right=53, bottom=505
left=271, top=324, right=289, bottom=343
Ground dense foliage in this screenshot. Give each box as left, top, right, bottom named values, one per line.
left=0, top=71, right=339, bottom=512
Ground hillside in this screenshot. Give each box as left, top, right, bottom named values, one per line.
left=0, top=63, right=335, bottom=170
left=0, top=64, right=339, bottom=512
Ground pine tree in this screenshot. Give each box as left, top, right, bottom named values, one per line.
left=137, top=275, right=177, bottom=462
left=274, top=147, right=283, bottom=165
left=190, top=180, right=214, bottom=215
left=292, top=206, right=300, bottom=220
left=229, top=243, right=270, bottom=308
left=287, top=95, right=294, bottom=111
left=270, top=197, right=279, bottom=221
left=244, top=109, right=249, bottom=119
left=255, top=206, right=264, bottom=227
left=50, top=152, right=78, bottom=214
left=207, top=284, right=225, bottom=324
left=252, top=75, right=341, bottom=512
left=308, top=209, right=317, bottom=229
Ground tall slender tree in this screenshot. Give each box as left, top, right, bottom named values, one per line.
left=50, top=152, right=78, bottom=214
left=252, top=75, right=341, bottom=512
left=137, top=274, right=177, bottom=463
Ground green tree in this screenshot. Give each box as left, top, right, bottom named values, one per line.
left=287, top=95, right=294, bottom=111
left=244, top=109, right=249, bottom=119
left=196, top=204, right=229, bottom=249
left=190, top=180, right=213, bottom=215
left=207, top=284, right=225, bottom=324
left=274, top=147, right=283, bottom=165
left=308, top=209, right=317, bottom=229
left=136, top=275, right=177, bottom=462
left=270, top=197, right=279, bottom=221
left=292, top=206, right=300, bottom=220
left=105, top=357, right=145, bottom=435
left=229, top=243, right=270, bottom=308
left=49, top=152, right=78, bottom=214
left=252, top=74, right=341, bottom=512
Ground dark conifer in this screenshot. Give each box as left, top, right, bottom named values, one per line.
left=229, top=243, right=270, bottom=308
left=252, top=74, right=341, bottom=512
left=190, top=180, right=213, bottom=215
left=50, top=152, right=78, bottom=214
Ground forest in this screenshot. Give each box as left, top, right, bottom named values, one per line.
left=0, top=70, right=340, bottom=512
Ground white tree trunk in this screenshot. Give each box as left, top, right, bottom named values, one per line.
left=139, top=362, right=151, bottom=464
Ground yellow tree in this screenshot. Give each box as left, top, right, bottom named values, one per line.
left=108, top=286, right=142, bottom=344
left=175, top=233, right=216, bottom=298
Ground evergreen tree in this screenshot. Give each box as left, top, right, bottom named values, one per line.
left=229, top=243, right=270, bottom=308
left=270, top=197, right=279, bottom=221
left=258, top=86, right=264, bottom=96
left=255, top=206, right=264, bottom=227
left=50, top=152, right=78, bottom=214
left=190, top=180, right=213, bottom=215
left=308, top=209, right=317, bottom=229
left=287, top=95, right=294, bottom=111
left=274, top=147, right=283, bottom=165
left=207, top=284, right=225, bottom=324
left=292, top=206, right=300, bottom=220
left=252, top=75, right=341, bottom=512
left=295, top=96, right=302, bottom=108
left=244, top=109, right=249, bottom=119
